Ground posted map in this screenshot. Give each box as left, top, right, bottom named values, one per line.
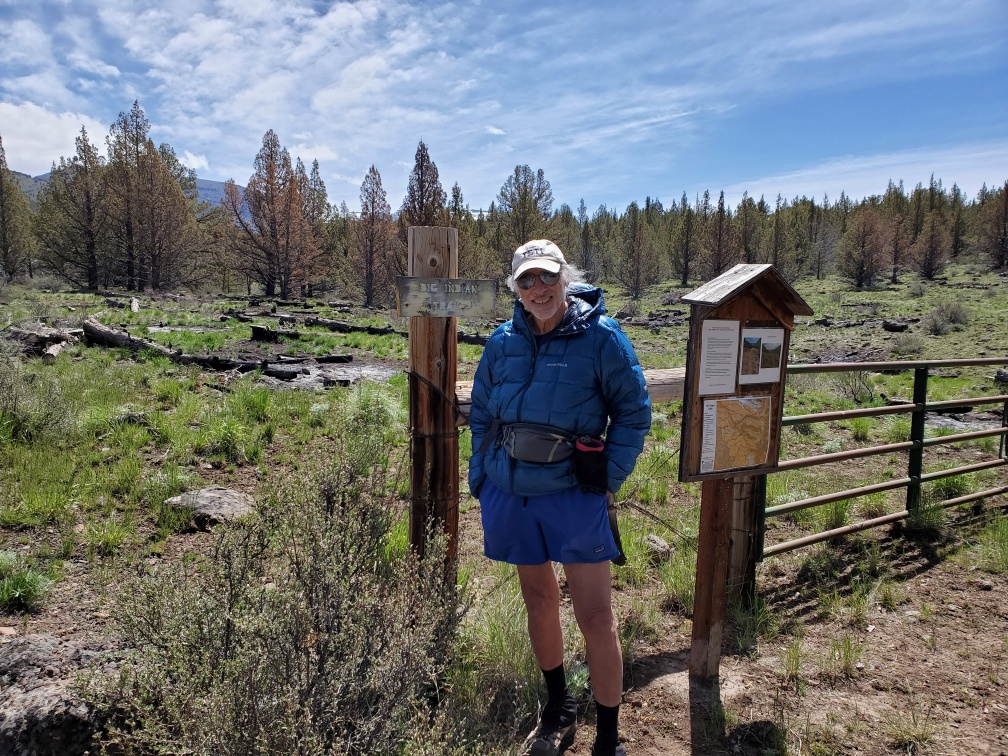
left=700, top=396, right=771, bottom=473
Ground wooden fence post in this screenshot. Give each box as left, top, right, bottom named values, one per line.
left=728, top=474, right=757, bottom=607
left=407, top=227, right=459, bottom=570
left=690, top=476, right=733, bottom=679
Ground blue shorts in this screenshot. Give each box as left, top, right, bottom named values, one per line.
left=479, top=479, right=619, bottom=565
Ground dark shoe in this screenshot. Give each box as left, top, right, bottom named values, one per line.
left=591, top=736, right=627, bottom=756
left=521, top=697, right=577, bottom=756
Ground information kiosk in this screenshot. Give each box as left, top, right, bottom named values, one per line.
left=678, top=264, right=812, bottom=679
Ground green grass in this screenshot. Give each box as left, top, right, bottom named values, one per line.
left=973, top=514, right=1008, bottom=574
left=86, top=514, right=133, bottom=557
left=0, top=551, right=53, bottom=611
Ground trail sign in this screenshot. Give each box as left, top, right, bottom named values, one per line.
left=395, top=276, right=496, bottom=318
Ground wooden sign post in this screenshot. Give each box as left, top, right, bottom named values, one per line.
left=405, top=227, right=461, bottom=569
left=678, top=264, right=812, bottom=680
left=401, top=228, right=497, bottom=575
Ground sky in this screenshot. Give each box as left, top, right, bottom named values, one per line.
left=1, top=0, right=1007, bottom=214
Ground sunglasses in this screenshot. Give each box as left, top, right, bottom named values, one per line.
left=516, top=270, right=561, bottom=290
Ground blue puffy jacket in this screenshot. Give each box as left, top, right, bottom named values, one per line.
left=468, top=284, right=651, bottom=498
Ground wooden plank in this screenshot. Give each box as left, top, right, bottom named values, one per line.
left=682, top=263, right=813, bottom=316
left=453, top=367, right=685, bottom=425
left=681, top=264, right=772, bottom=306
left=690, top=477, right=733, bottom=679
left=396, top=276, right=496, bottom=318
left=407, top=227, right=460, bottom=569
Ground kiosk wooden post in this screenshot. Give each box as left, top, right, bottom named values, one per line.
left=406, top=227, right=460, bottom=567
left=678, top=264, right=812, bottom=680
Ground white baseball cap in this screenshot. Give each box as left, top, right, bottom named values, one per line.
left=511, top=240, right=566, bottom=279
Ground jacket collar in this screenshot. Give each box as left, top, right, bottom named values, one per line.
left=513, top=283, right=606, bottom=338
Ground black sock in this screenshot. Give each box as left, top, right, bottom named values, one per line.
left=595, top=700, right=620, bottom=743
left=542, top=663, right=569, bottom=709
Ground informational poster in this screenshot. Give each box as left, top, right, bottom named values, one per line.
left=698, top=319, right=740, bottom=395
left=738, top=327, right=785, bottom=385
left=699, top=396, right=772, bottom=473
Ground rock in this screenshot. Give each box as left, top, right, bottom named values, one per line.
left=643, top=534, right=673, bottom=565
left=0, top=635, right=119, bottom=756
left=166, top=486, right=255, bottom=529
left=994, top=368, right=1008, bottom=386
left=882, top=319, right=909, bottom=332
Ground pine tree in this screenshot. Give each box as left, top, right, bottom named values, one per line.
left=837, top=205, right=883, bottom=289
left=400, top=140, right=447, bottom=228
left=0, top=135, right=36, bottom=281
left=354, top=165, right=393, bottom=307
left=912, top=210, right=951, bottom=280
left=700, top=190, right=734, bottom=279
left=496, top=165, right=553, bottom=250
left=106, top=101, right=151, bottom=290
left=35, top=128, right=112, bottom=289
left=978, top=181, right=1008, bottom=269
left=224, top=130, right=317, bottom=299
left=671, top=192, right=697, bottom=285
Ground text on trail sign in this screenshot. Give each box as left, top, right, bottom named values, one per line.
left=396, top=277, right=497, bottom=318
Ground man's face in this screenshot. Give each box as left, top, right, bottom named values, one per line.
left=516, top=268, right=565, bottom=329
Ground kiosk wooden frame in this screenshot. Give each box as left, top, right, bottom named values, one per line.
left=677, top=264, right=812, bottom=680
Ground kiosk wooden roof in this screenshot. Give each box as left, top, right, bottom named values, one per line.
left=682, top=263, right=813, bottom=321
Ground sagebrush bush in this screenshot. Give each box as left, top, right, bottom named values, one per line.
left=923, top=301, right=972, bottom=336
left=85, top=422, right=469, bottom=755
left=0, top=356, right=73, bottom=443
left=891, top=332, right=926, bottom=356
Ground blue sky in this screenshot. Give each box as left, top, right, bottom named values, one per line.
left=1, top=0, right=1006, bottom=213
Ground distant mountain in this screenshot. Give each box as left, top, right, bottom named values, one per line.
left=196, top=178, right=232, bottom=208
left=13, top=171, right=46, bottom=209
left=5, top=170, right=240, bottom=211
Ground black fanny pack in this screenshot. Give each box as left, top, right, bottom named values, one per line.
left=501, top=423, right=575, bottom=463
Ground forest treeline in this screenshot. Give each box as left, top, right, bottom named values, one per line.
left=1, top=101, right=1007, bottom=304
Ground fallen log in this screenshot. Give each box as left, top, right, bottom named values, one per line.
left=42, top=342, right=68, bottom=365
left=302, top=315, right=487, bottom=345
left=83, top=317, right=177, bottom=359
left=5, top=325, right=82, bottom=357
left=81, top=317, right=352, bottom=376
left=250, top=324, right=302, bottom=342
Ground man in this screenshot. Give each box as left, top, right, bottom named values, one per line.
left=469, top=240, right=651, bottom=756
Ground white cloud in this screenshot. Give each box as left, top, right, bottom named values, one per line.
left=0, top=20, right=53, bottom=65
left=0, top=101, right=108, bottom=175
left=181, top=150, right=209, bottom=172
left=721, top=141, right=1008, bottom=207
left=485, top=126, right=505, bottom=136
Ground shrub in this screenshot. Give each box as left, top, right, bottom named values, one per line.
left=891, top=332, right=926, bottom=356
left=922, top=310, right=950, bottom=335
left=0, top=356, right=73, bottom=443
left=831, top=371, right=877, bottom=405
left=0, top=551, right=53, bottom=612
left=923, top=301, right=971, bottom=336
left=85, top=430, right=467, bottom=754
